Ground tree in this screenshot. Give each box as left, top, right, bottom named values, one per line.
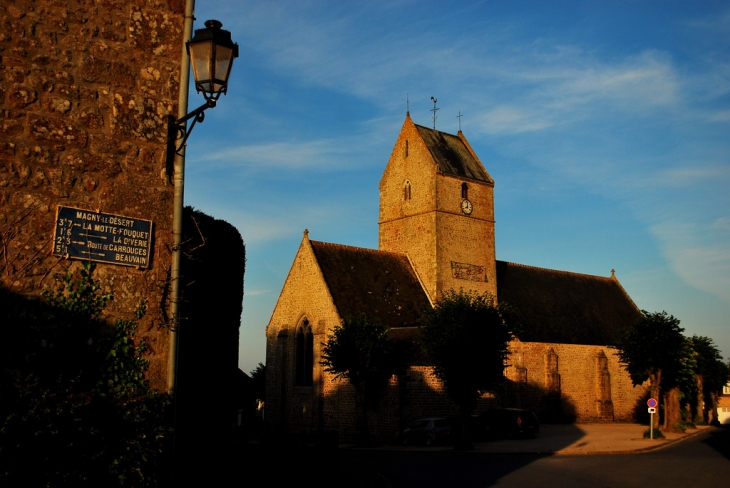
left=0, top=264, right=173, bottom=487
left=320, top=315, right=402, bottom=446
left=250, top=362, right=267, bottom=402
left=689, top=335, right=730, bottom=425
left=419, top=290, right=515, bottom=448
left=617, top=310, right=690, bottom=432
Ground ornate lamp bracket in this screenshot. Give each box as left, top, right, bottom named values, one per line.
left=174, top=99, right=217, bottom=155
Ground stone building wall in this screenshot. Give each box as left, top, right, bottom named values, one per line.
left=319, top=341, right=648, bottom=443
left=0, top=0, right=185, bottom=389
left=378, top=115, right=440, bottom=300
left=265, top=232, right=341, bottom=435
left=504, top=341, right=648, bottom=422
left=378, top=115, right=497, bottom=301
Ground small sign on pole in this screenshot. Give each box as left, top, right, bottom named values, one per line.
left=647, top=398, right=658, bottom=439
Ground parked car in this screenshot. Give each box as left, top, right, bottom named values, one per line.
left=475, top=408, right=540, bottom=439
left=402, top=418, right=452, bottom=446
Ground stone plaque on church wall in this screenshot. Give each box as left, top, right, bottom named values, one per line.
left=52, top=206, right=153, bottom=268
left=451, top=261, right=487, bottom=282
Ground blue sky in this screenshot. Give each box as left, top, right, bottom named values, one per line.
left=184, top=1, right=730, bottom=374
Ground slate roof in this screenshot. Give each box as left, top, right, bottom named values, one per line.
left=309, top=241, right=431, bottom=329
left=496, top=261, right=640, bottom=346
left=309, top=239, right=639, bottom=346
left=415, top=124, right=493, bottom=183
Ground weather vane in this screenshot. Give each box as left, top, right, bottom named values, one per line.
left=431, top=96, right=439, bottom=130
left=457, top=110, right=463, bottom=132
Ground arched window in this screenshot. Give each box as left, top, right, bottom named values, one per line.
left=461, top=182, right=468, bottom=200
left=403, top=180, right=412, bottom=201
left=295, top=319, right=313, bottom=387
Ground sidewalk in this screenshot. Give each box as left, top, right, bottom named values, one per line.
left=376, top=423, right=711, bottom=455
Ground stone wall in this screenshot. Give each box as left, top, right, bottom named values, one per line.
left=504, top=340, right=648, bottom=422
left=378, top=115, right=497, bottom=301
left=265, top=232, right=342, bottom=435
left=0, top=0, right=185, bottom=389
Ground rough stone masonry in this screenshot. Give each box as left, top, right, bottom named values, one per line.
left=0, top=0, right=186, bottom=388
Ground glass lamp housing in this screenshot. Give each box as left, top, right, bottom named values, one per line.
left=187, top=20, right=239, bottom=103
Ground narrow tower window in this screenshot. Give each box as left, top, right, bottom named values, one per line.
left=405, top=139, right=409, bottom=157
left=295, top=319, right=313, bottom=387
left=404, top=180, right=412, bottom=201
left=461, top=182, right=469, bottom=200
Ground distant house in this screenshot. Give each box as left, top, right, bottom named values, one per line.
left=718, top=382, right=730, bottom=424
left=265, top=113, right=648, bottom=442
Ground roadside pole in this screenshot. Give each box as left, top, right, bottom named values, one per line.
left=648, top=398, right=658, bottom=439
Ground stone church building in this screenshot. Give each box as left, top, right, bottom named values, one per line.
left=265, top=113, right=648, bottom=441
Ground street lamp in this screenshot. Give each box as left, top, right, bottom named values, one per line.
left=168, top=18, right=238, bottom=396
left=174, top=20, right=239, bottom=152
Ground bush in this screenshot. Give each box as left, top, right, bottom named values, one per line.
left=643, top=428, right=665, bottom=439
left=0, top=263, right=173, bottom=487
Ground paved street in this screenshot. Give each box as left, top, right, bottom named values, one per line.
left=336, top=425, right=730, bottom=487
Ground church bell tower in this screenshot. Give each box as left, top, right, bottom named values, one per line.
left=378, top=113, right=497, bottom=302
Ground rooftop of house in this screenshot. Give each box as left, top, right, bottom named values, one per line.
left=309, top=237, right=639, bottom=346
left=415, top=124, right=493, bottom=183
left=496, top=260, right=641, bottom=346
left=309, top=240, right=432, bottom=329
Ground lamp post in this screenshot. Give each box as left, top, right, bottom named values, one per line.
left=167, top=18, right=238, bottom=396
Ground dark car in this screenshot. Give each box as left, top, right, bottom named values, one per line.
left=402, top=418, right=452, bottom=446
left=475, top=408, right=540, bottom=439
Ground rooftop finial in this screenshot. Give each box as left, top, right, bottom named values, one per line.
left=430, top=96, right=439, bottom=130
left=457, top=110, right=463, bottom=132
left=611, top=269, right=615, bottom=278
left=406, top=93, right=410, bottom=116
left=304, top=229, right=309, bottom=239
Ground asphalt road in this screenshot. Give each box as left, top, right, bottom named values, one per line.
left=337, top=426, right=730, bottom=487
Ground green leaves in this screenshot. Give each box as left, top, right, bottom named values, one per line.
left=320, top=314, right=397, bottom=386
left=420, top=290, right=515, bottom=415
left=617, top=311, right=687, bottom=389
left=2, top=265, right=172, bottom=487
left=42, top=262, right=111, bottom=320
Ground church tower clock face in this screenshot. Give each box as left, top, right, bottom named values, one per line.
left=461, top=198, right=473, bottom=215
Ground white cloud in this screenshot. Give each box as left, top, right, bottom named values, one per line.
left=198, top=139, right=347, bottom=170
left=709, top=110, right=730, bottom=122
left=475, top=106, right=553, bottom=134
left=651, top=221, right=730, bottom=303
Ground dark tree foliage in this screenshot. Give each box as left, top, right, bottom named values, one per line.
left=617, top=310, right=690, bottom=430
left=175, top=206, right=245, bottom=480
left=419, top=290, right=515, bottom=419
left=617, top=311, right=687, bottom=389
left=320, top=315, right=403, bottom=445
left=689, top=335, right=730, bottom=424
left=0, top=263, right=173, bottom=487
left=250, top=362, right=267, bottom=402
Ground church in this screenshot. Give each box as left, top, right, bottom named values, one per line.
left=264, top=113, right=648, bottom=441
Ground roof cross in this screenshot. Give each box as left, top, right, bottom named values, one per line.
left=457, top=110, right=463, bottom=132
left=430, top=96, right=439, bottom=130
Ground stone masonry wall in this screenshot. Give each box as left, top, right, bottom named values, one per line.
left=378, top=115, right=497, bottom=301
left=379, top=115, right=439, bottom=300
left=505, top=341, right=648, bottom=422
left=265, top=232, right=342, bottom=435
left=0, top=0, right=185, bottom=390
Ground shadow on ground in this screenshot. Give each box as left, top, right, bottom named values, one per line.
left=701, top=425, right=730, bottom=461
left=234, top=423, right=587, bottom=488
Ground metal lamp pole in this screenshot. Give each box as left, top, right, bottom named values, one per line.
left=167, top=7, right=239, bottom=397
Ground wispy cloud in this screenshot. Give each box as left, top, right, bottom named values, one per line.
left=199, top=139, right=346, bottom=170
left=651, top=221, right=730, bottom=302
